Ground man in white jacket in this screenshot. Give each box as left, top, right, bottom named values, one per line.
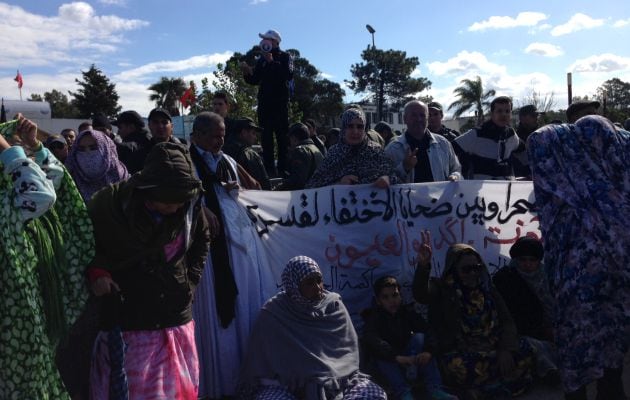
left=385, top=100, right=462, bottom=183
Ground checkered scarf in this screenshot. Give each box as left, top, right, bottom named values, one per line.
left=281, top=256, right=326, bottom=307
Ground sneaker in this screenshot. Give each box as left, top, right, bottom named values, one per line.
left=430, top=389, right=459, bottom=400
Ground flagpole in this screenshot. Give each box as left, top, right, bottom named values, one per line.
left=19, top=87, right=22, bottom=101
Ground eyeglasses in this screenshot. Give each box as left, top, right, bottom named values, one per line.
left=459, top=263, right=483, bottom=274
left=346, top=123, right=365, bottom=130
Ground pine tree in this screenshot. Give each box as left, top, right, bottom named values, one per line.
left=70, top=64, right=121, bottom=118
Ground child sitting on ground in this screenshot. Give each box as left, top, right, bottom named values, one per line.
left=362, top=247, right=458, bottom=400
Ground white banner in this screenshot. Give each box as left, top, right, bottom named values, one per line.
left=237, top=181, right=539, bottom=324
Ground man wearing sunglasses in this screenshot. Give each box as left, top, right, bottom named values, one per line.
left=44, top=134, right=69, bottom=163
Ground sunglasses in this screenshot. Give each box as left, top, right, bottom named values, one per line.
left=459, top=263, right=483, bottom=274
left=346, top=123, right=365, bottom=130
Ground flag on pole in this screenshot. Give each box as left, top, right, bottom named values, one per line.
left=180, top=85, right=196, bottom=109
left=14, top=70, right=23, bottom=89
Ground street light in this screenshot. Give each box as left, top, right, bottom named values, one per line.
left=366, top=24, right=375, bottom=48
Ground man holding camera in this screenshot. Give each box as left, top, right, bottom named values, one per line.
left=241, top=29, right=293, bottom=177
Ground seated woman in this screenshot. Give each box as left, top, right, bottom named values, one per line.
left=492, top=237, right=559, bottom=382
left=65, top=129, right=129, bottom=202
left=306, top=107, right=396, bottom=188
left=413, top=244, right=534, bottom=400
left=239, top=256, right=386, bottom=400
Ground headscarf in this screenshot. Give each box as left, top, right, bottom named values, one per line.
left=65, top=129, right=129, bottom=201
left=442, top=244, right=499, bottom=350
left=238, top=256, right=362, bottom=399
left=281, top=255, right=326, bottom=307
left=527, top=116, right=630, bottom=283
left=306, top=108, right=395, bottom=188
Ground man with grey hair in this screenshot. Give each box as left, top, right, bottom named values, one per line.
left=385, top=100, right=462, bottom=183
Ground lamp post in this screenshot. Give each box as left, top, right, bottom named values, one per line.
left=366, top=24, right=375, bottom=49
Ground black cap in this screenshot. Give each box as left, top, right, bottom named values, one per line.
left=373, top=121, right=392, bottom=134
left=92, top=113, right=112, bottom=130
left=237, top=117, right=263, bottom=132
left=428, top=102, right=443, bottom=111
left=509, top=236, right=544, bottom=260
left=113, top=110, right=145, bottom=128
left=519, top=105, right=543, bottom=116
left=148, top=108, right=172, bottom=122
left=566, top=101, right=600, bottom=122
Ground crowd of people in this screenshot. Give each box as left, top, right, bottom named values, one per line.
left=1, top=28, right=629, bottom=400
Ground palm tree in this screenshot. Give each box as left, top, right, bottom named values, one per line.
left=448, top=76, right=496, bottom=125
left=148, top=77, right=187, bottom=116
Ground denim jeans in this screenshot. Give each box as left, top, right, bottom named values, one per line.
left=374, top=333, right=443, bottom=399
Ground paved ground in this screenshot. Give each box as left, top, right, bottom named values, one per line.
left=518, top=353, right=630, bottom=400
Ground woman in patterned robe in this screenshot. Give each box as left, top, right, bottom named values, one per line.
left=0, top=115, right=94, bottom=399
left=528, top=115, right=630, bottom=400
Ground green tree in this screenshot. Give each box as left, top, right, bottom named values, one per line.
left=347, top=47, right=431, bottom=121
left=28, top=93, right=43, bottom=101
left=44, top=89, right=79, bottom=118
left=448, top=76, right=496, bottom=125
left=596, top=78, right=630, bottom=122
left=285, top=49, right=344, bottom=126
left=148, top=76, right=187, bottom=116
left=70, top=64, right=121, bottom=118
left=212, top=59, right=258, bottom=120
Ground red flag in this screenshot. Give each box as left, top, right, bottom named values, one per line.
left=14, top=70, right=23, bottom=89
left=180, top=86, right=195, bottom=108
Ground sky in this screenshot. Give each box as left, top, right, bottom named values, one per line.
left=0, top=0, right=629, bottom=118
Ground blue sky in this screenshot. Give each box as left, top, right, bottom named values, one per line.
left=1, top=0, right=629, bottom=117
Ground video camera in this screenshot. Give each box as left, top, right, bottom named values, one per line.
left=259, top=39, right=273, bottom=53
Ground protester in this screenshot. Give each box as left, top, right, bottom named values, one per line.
left=45, top=134, right=69, bottom=163
left=492, top=237, right=559, bottom=382
left=0, top=114, right=93, bottom=399
left=565, top=100, right=600, bottom=123
left=373, top=121, right=395, bottom=146
left=189, top=112, right=275, bottom=399
left=223, top=117, right=271, bottom=190
left=61, top=128, right=77, bottom=148
left=147, top=107, right=183, bottom=145
left=241, top=29, right=293, bottom=175
left=453, top=96, right=524, bottom=180
left=87, top=142, right=210, bottom=399
left=513, top=105, right=542, bottom=180
left=112, top=110, right=152, bottom=174
left=363, top=270, right=457, bottom=400
left=78, top=121, right=92, bottom=134
left=414, top=244, right=534, bottom=399
left=304, top=118, right=327, bottom=156
left=91, top=113, right=116, bottom=142
left=306, top=107, right=396, bottom=188
left=65, top=129, right=129, bottom=202
left=527, top=115, right=630, bottom=400
left=239, top=256, right=387, bottom=400
left=427, top=102, right=460, bottom=142
left=326, top=127, right=340, bottom=148
left=385, top=100, right=461, bottom=183
left=276, top=122, right=324, bottom=191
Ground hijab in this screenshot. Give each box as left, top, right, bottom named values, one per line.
left=306, top=108, right=395, bottom=188
left=65, top=129, right=129, bottom=201
left=239, top=256, right=361, bottom=399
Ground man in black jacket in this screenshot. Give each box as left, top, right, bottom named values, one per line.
left=113, top=110, right=152, bottom=174
left=241, top=29, right=293, bottom=176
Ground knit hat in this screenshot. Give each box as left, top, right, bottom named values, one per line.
left=509, top=236, right=544, bottom=260
left=135, top=142, right=202, bottom=203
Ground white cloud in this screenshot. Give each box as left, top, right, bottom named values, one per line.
left=550, top=13, right=603, bottom=36
left=524, top=43, right=564, bottom=57
left=568, top=53, right=630, bottom=73
left=410, top=68, right=422, bottom=78
left=98, top=0, right=126, bottom=5
left=0, top=2, right=148, bottom=67
left=319, top=72, right=334, bottom=80
left=468, top=12, right=548, bottom=32
left=427, top=51, right=506, bottom=76
left=114, top=52, right=233, bottom=81
left=613, top=18, right=630, bottom=28
left=250, top=0, right=268, bottom=4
